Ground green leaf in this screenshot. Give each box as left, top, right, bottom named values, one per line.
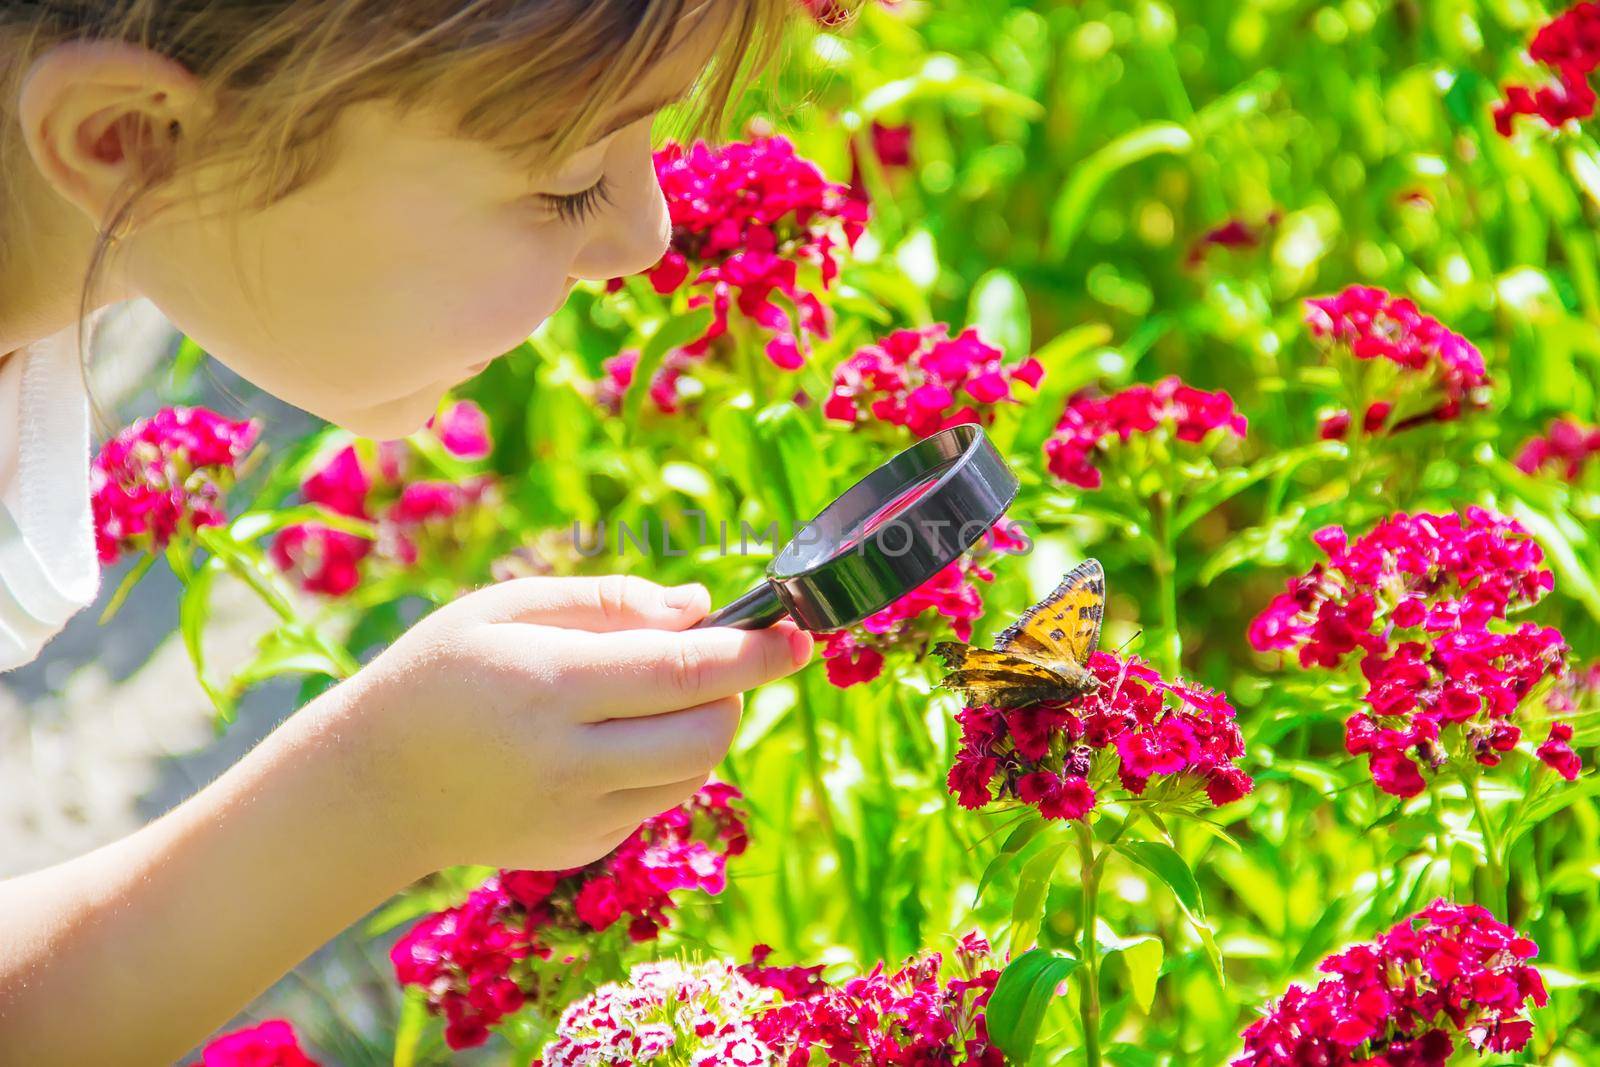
left=1048, top=123, right=1193, bottom=260
left=969, top=269, right=1031, bottom=360
left=99, top=554, right=156, bottom=624
left=1009, top=837, right=1072, bottom=954
left=1115, top=840, right=1225, bottom=983
left=1116, top=841, right=1201, bottom=912
left=975, top=812, right=1048, bottom=904
left=1005, top=324, right=1115, bottom=454
left=986, top=947, right=1081, bottom=1065
left=1174, top=440, right=1346, bottom=534
left=392, top=988, right=429, bottom=1067
left=1097, top=929, right=1163, bottom=1014
left=625, top=305, right=715, bottom=432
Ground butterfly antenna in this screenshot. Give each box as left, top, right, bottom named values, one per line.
left=1112, top=629, right=1144, bottom=655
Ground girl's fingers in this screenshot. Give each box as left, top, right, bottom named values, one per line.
left=468, top=575, right=710, bottom=632
left=493, top=621, right=808, bottom=719
left=585, top=696, right=743, bottom=787
left=603, top=774, right=718, bottom=829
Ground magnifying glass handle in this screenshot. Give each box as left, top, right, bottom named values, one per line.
left=693, top=584, right=789, bottom=630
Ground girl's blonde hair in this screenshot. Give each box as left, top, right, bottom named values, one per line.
left=0, top=0, right=786, bottom=315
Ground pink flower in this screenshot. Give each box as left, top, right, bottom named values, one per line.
left=430, top=400, right=493, bottom=460
left=750, top=937, right=1004, bottom=1065
left=1515, top=417, right=1600, bottom=480
left=614, top=138, right=867, bottom=374
left=191, top=1020, right=320, bottom=1067
left=1537, top=722, right=1583, bottom=780
left=825, top=325, right=1044, bottom=437
left=1235, top=901, right=1547, bottom=1066
left=1251, top=509, right=1569, bottom=796
left=1044, top=377, right=1247, bottom=489
left=947, top=651, right=1253, bottom=821
left=271, top=423, right=498, bottom=595
left=393, top=787, right=750, bottom=1049
left=90, top=407, right=260, bottom=564
left=596, top=348, right=695, bottom=416
left=1495, top=4, right=1600, bottom=135
left=1304, top=286, right=1488, bottom=435
left=300, top=445, right=371, bottom=519
left=269, top=525, right=373, bottom=598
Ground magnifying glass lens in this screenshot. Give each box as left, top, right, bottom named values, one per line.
left=836, top=457, right=958, bottom=554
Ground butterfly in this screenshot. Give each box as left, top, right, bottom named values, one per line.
left=932, top=558, right=1106, bottom=709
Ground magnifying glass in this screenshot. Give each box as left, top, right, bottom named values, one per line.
left=694, top=423, right=1019, bottom=631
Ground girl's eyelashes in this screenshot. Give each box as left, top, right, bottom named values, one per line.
left=541, top=176, right=613, bottom=226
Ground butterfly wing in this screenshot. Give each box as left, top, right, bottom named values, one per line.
left=993, top=559, right=1106, bottom=672
left=932, top=643, right=1075, bottom=709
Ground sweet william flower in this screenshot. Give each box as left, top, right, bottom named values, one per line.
left=539, top=960, right=777, bottom=1067
left=948, top=650, right=1253, bottom=821
left=616, top=138, right=867, bottom=374
left=272, top=403, right=497, bottom=596
left=429, top=399, right=492, bottom=460
left=91, top=407, right=260, bottom=564
left=1495, top=3, right=1600, bottom=135
left=749, top=935, right=1005, bottom=1065
left=1304, top=286, right=1488, bottom=437
left=1515, top=417, right=1600, bottom=481
left=1252, top=509, right=1569, bottom=797
left=824, top=325, right=1043, bottom=438
left=1044, top=376, right=1247, bottom=489
left=190, top=1020, right=320, bottom=1067
left=394, top=787, right=749, bottom=1049
left=1234, top=901, right=1547, bottom=1066
left=1537, top=722, right=1583, bottom=780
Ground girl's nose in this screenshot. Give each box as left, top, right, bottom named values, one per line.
left=567, top=169, right=672, bottom=283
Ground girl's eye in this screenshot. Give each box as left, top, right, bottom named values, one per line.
left=541, top=177, right=613, bottom=226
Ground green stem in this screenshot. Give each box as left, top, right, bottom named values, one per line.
left=1075, top=820, right=1104, bottom=1067
left=1466, top=773, right=1508, bottom=918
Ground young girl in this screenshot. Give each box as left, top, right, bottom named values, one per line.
left=0, top=2, right=814, bottom=1062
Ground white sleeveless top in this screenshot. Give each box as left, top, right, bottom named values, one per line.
left=0, top=327, right=99, bottom=672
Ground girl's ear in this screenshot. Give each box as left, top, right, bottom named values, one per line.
left=17, top=40, right=204, bottom=231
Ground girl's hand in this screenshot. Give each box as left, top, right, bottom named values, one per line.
left=326, top=575, right=812, bottom=875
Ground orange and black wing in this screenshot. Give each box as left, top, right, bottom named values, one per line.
left=993, top=559, right=1106, bottom=671
left=932, top=643, right=1075, bottom=709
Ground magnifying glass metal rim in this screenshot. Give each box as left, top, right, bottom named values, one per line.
left=695, top=423, right=1019, bottom=632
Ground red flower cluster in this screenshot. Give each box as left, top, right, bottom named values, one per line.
left=597, top=348, right=693, bottom=416
left=823, top=325, right=1044, bottom=437
left=1044, top=377, right=1248, bottom=490
left=1304, top=286, right=1488, bottom=438
left=629, top=137, right=867, bottom=372
left=189, top=1020, right=320, bottom=1067
left=270, top=402, right=494, bottom=596
left=91, top=407, right=260, bottom=564
left=1234, top=901, right=1547, bottom=1066
left=1516, top=417, right=1600, bottom=481
left=749, top=933, right=1004, bottom=1066
left=1494, top=3, right=1600, bottom=135
left=947, top=650, right=1253, bottom=821
left=820, top=523, right=1030, bottom=689
left=1250, top=509, right=1568, bottom=797
left=539, top=959, right=776, bottom=1067
left=392, top=786, right=748, bottom=1049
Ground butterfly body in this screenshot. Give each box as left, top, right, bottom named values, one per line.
left=933, top=559, right=1106, bottom=709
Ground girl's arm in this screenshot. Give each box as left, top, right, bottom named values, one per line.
left=0, top=575, right=811, bottom=1065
